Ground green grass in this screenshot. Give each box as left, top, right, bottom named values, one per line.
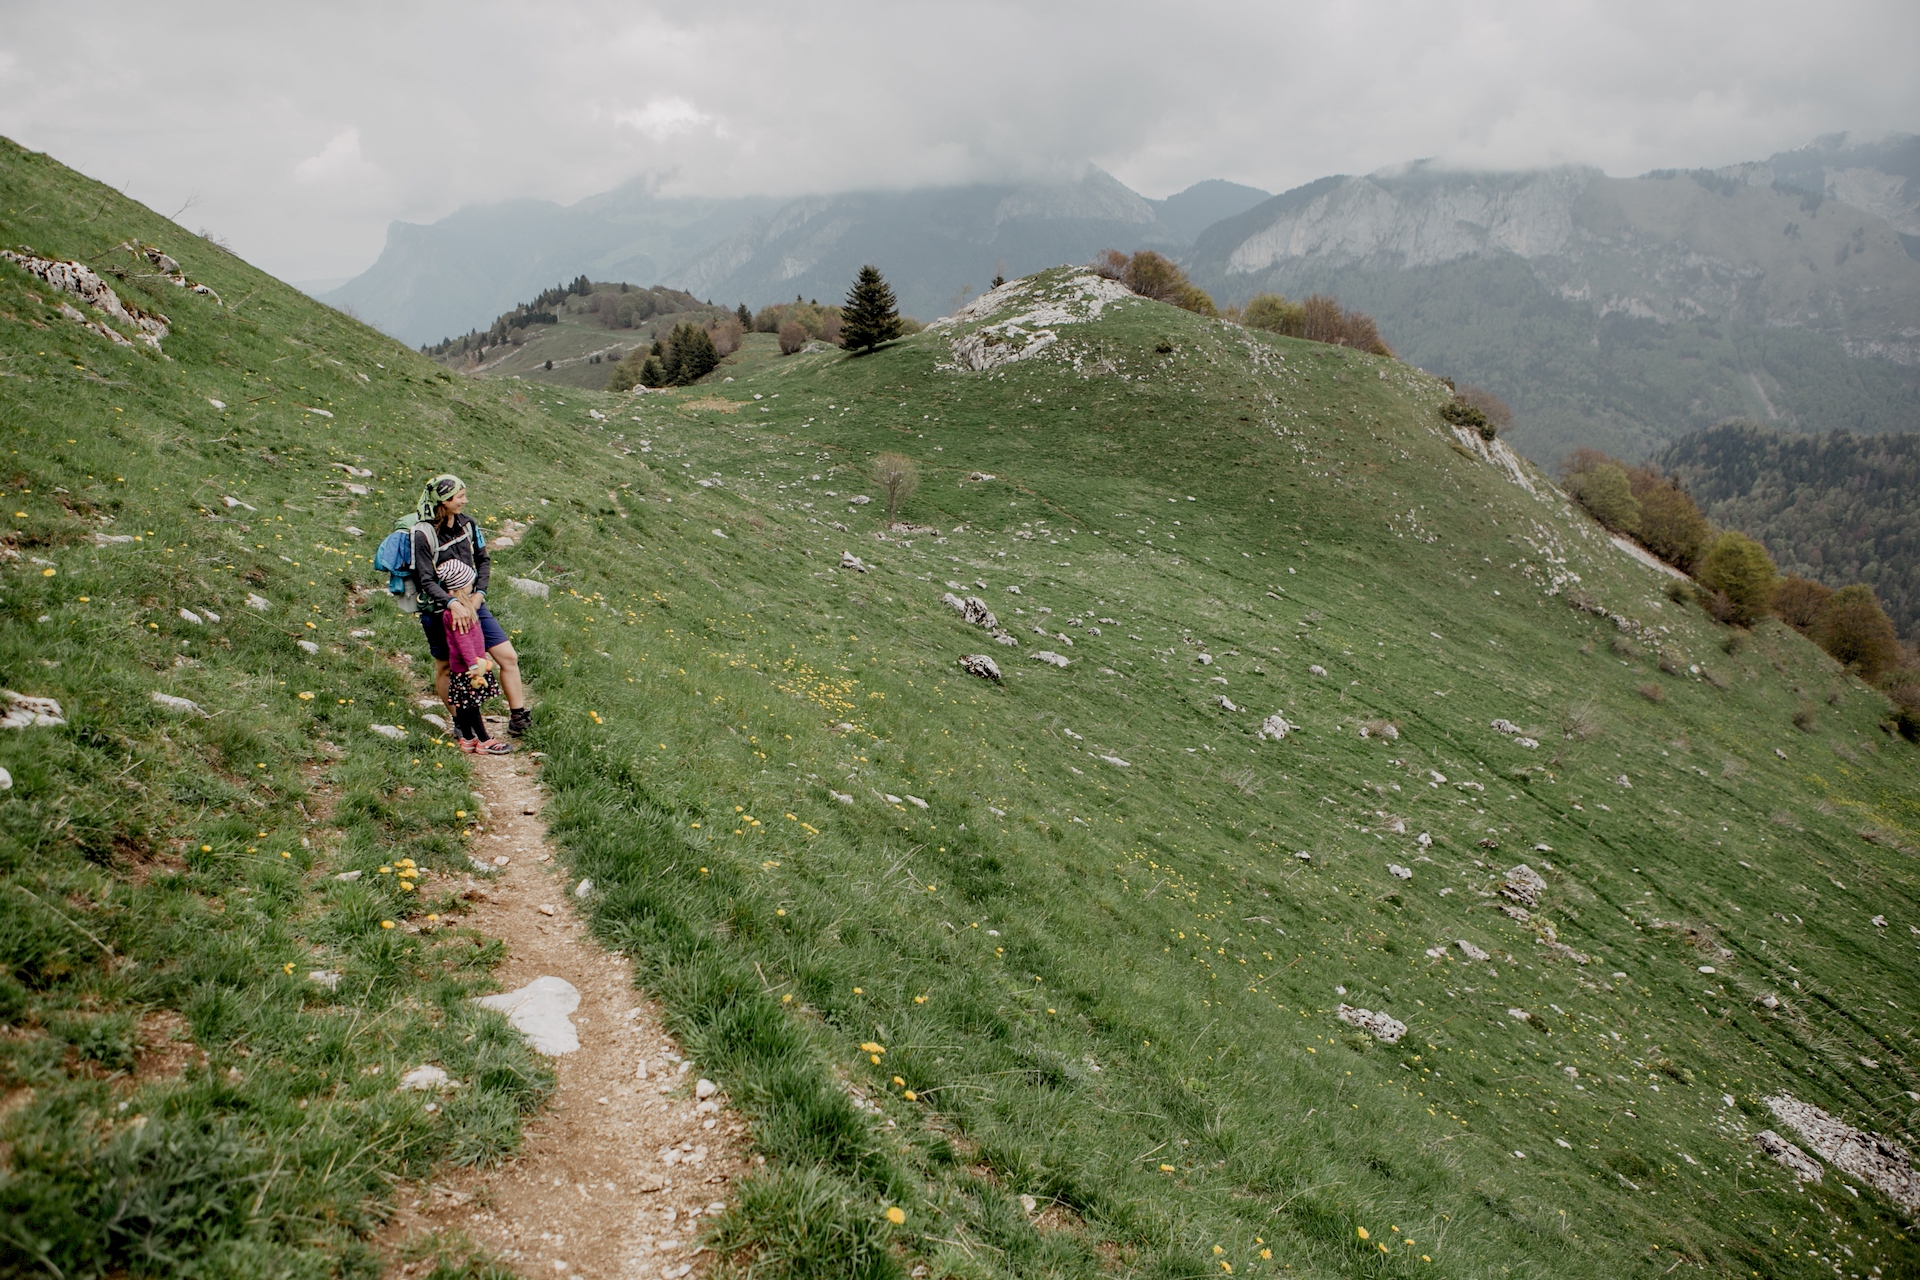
left=6, top=138, right=1920, bottom=1280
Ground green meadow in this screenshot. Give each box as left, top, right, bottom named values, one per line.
left=4, top=138, right=1919, bottom=1279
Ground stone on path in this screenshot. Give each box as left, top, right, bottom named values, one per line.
left=475, top=975, right=582, bottom=1056
left=2, top=692, right=65, bottom=728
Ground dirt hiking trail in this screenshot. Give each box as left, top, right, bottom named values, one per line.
left=386, top=741, right=750, bottom=1280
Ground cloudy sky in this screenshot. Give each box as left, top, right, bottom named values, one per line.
left=2, top=0, right=1914, bottom=284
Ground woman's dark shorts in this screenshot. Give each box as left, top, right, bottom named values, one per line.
left=420, top=604, right=508, bottom=661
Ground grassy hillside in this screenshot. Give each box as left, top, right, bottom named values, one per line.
left=1656, top=422, right=1920, bottom=643
left=424, top=280, right=734, bottom=391
left=1192, top=255, right=1920, bottom=469
left=7, top=139, right=1920, bottom=1280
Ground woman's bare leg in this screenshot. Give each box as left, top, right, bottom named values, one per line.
left=488, top=641, right=526, bottom=710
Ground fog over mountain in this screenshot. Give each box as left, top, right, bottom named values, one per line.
left=323, top=172, right=1273, bottom=346
left=1186, top=134, right=1920, bottom=463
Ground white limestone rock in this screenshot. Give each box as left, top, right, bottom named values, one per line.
left=474, top=976, right=582, bottom=1056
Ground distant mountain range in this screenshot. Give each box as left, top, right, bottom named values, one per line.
left=321, top=134, right=1920, bottom=467
left=1186, top=134, right=1920, bottom=463
left=320, top=173, right=1271, bottom=348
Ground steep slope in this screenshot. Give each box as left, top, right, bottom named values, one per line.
left=1187, top=148, right=1920, bottom=466
left=1656, top=422, right=1920, bottom=641
left=8, top=138, right=1920, bottom=1280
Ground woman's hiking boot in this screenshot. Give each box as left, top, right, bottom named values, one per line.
left=508, top=706, right=532, bottom=738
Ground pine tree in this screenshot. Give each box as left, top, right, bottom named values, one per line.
left=737, top=303, right=752, bottom=327
left=840, top=265, right=903, bottom=354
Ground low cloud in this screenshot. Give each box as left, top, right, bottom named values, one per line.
left=0, top=0, right=1914, bottom=283
left=293, top=129, right=377, bottom=186
left=612, top=98, right=717, bottom=142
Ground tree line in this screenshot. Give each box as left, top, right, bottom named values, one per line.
left=1560, top=447, right=1917, bottom=736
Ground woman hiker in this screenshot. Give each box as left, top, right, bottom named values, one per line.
left=413, top=474, right=531, bottom=752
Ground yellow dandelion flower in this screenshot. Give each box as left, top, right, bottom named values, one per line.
left=380, top=920, right=395, bottom=929
left=1213, top=1245, right=1224, bottom=1255
left=914, top=995, right=927, bottom=1004
left=853, top=987, right=864, bottom=995
left=200, top=845, right=212, bottom=852
left=903, top=1090, right=916, bottom=1101
left=782, top=994, right=794, bottom=1003
left=1260, top=1249, right=1272, bottom=1260
left=283, top=962, right=295, bottom=974
left=1357, top=1228, right=1369, bottom=1241
left=455, top=810, right=466, bottom=818
left=893, top=1076, right=905, bottom=1086
left=870, top=1054, right=881, bottom=1064
left=1160, top=1164, right=1175, bottom=1172
left=280, top=851, right=291, bottom=858
left=297, top=691, right=314, bottom=700
left=776, top=908, right=786, bottom=916
left=860, top=1042, right=884, bottom=1053
left=41, top=567, right=54, bottom=577
left=885, top=1206, right=905, bottom=1225
left=691, top=822, right=700, bottom=829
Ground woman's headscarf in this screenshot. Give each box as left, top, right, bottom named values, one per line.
left=416, top=474, right=465, bottom=524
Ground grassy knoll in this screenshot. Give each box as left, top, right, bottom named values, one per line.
left=5, top=140, right=1920, bottom=1280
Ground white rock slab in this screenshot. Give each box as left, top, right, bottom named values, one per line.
left=475, top=976, right=581, bottom=1055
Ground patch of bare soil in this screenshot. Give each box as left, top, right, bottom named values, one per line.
left=384, top=745, right=750, bottom=1280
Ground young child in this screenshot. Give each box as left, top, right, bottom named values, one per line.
left=433, top=559, right=508, bottom=753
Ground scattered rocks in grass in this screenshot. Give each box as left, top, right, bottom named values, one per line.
left=2, top=691, right=65, bottom=728
left=475, top=975, right=582, bottom=1056
left=1033, top=651, right=1069, bottom=668
left=400, top=1065, right=451, bottom=1091
left=574, top=878, right=594, bottom=898
left=1417, top=832, right=1433, bottom=847
left=1614, top=774, right=1632, bottom=788
left=1295, top=850, right=1312, bottom=861
left=2, top=248, right=170, bottom=348
left=309, top=970, right=342, bottom=989
left=1765, top=1094, right=1920, bottom=1211
left=1196, top=653, right=1213, bottom=666
left=1258, top=713, right=1294, bottom=741
left=1456, top=939, right=1491, bottom=961
left=1335, top=1004, right=1407, bottom=1044
left=1424, top=945, right=1447, bottom=958
left=829, top=789, right=853, bottom=804
left=1491, top=719, right=1522, bottom=734
left=1756, top=1130, right=1824, bottom=1183
left=150, top=692, right=208, bottom=716
left=1216, top=695, right=1241, bottom=712
left=849, top=494, right=871, bottom=505
left=245, top=593, right=270, bottom=610
left=349, top=628, right=374, bottom=639
left=905, top=795, right=928, bottom=809
left=334, top=870, right=362, bottom=882
left=1514, top=737, right=1539, bottom=749
left=91, top=531, right=135, bottom=545
left=369, top=724, right=406, bottom=740
left=509, top=576, right=550, bottom=599
left=296, top=639, right=320, bottom=654
left=223, top=495, right=256, bottom=511
left=1500, top=904, right=1531, bottom=921
left=940, top=592, right=999, bottom=629
left=840, top=551, right=870, bottom=572
left=0, top=767, right=10, bottom=790
left=1501, top=864, right=1548, bottom=908
left=1099, top=754, right=1130, bottom=768
left=1872, top=915, right=1888, bottom=928
left=1757, top=992, right=1781, bottom=1009
left=994, top=632, right=1019, bottom=646
left=178, top=608, right=203, bottom=624
left=1308, top=664, right=1328, bottom=677
left=1388, top=864, right=1412, bottom=880
left=1360, top=719, right=1399, bottom=740
left=490, top=518, right=529, bottom=548
left=958, top=654, right=1003, bottom=682
left=696, top=1077, right=718, bottom=1099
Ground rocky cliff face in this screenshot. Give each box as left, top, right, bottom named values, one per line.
left=1192, top=151, right=1920, bottom=361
